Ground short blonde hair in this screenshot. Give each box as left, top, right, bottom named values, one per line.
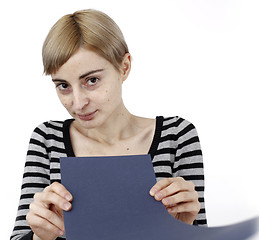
left=42, top=9, right=129, bottom=75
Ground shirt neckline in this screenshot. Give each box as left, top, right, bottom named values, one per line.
left=63, top=116, right=163, bottom=159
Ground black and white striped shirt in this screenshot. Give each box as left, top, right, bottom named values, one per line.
left=11, top=116, right=207, bottom=240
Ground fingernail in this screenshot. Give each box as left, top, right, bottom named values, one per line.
left=150, top=188, right=158, bottom=196
left=64, top=202, right=70, bottom=210
left=155, top=192, right=163, bottom=200
left=162, top=198, right=168, bottom=205
left=65, top=194, right=72, bottom=201
left=58, top=230, right=64, bottom=236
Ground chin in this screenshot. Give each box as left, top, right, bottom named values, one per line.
left=77, top=116, right=103, bottom=129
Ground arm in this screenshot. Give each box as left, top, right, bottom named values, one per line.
left=10, top=122, right=72, bottom=240
left=10, top=124, right=50, bottom=240
left=150, top=118, right=207, bottom=225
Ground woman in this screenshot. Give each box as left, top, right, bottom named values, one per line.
left=11, top=9, right=206, bottom=240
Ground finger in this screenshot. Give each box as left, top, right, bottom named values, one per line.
left=152, top=178, right=195, bottom=201
left=44, top=182, right=73, bottom=202
left=29, top=203, right=65, bottom=232
left=161, top=191, right=199, bottom=207
left=167, top=201, right=200, bottom=214
left=26, top=211, right=64, bottom=237
left=34, top=191, right=72, bottom=212
left=50, top=203, right=64, bottom=219
left=149, top=178, right=174, bottom=196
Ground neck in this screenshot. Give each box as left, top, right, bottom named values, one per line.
left=75, top=102, right=137, bottom=145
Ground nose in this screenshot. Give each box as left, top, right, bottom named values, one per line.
left=73, top=88, right=89, bottom=111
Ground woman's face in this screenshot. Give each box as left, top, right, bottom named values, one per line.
left=51, top=48, right=130, bottom=129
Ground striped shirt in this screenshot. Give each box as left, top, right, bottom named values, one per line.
left=10, top=116, right=207, bottom=240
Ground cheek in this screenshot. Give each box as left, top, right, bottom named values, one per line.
left=102, top=86, right=121, bottom=104
left=63, top=102, right=69, bottom=108
left=105, top=90, right=110, bottom=102
left=58, top=95, right=71, bottom=109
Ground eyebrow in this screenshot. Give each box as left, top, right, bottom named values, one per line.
left=79, top=69, right=104, bottom=79
left=52, top=69, right=104, bottom=82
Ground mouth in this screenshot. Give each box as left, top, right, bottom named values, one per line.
left=77, top=110, right=97, bottom=121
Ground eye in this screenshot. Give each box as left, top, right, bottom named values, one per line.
left=57, top=83, right=69, bottom=90
left=55, top=82, right=71, bottom=94
left=87, top=77, right=99, bottom=86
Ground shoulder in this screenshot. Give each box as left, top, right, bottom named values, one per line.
left=31, top=119, right=73, bottom=140
left=158, top=116, right=197, bottom=133
left=157, top=116, right=200, bottom=143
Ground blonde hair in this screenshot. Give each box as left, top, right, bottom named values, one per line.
left=42, top=9, right=129, bottom=75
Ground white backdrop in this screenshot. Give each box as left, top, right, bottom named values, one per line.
left=1, top=0, right=259, bottom=238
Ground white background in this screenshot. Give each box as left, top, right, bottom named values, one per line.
left=1, top=0, right=259, bottom=239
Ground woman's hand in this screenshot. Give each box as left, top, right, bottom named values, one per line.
left=26, top=182, right=73, bottom=240
left=149, top=177, right=200, bottom=225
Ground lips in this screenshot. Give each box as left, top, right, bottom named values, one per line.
left=77, top=110, right=97, bottom=121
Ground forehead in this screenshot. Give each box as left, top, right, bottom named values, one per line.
left=51, top=48, right=110, bottom=79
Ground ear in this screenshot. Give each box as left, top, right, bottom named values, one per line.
left=120, top=53, right=131, bottom=81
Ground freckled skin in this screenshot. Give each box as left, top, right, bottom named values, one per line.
left=51, top=48, right=129, bottom=131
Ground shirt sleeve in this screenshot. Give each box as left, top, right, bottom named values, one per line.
left=173, top=118, right=207, bottom=225
left=10, top=123, right=51, bottom=240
